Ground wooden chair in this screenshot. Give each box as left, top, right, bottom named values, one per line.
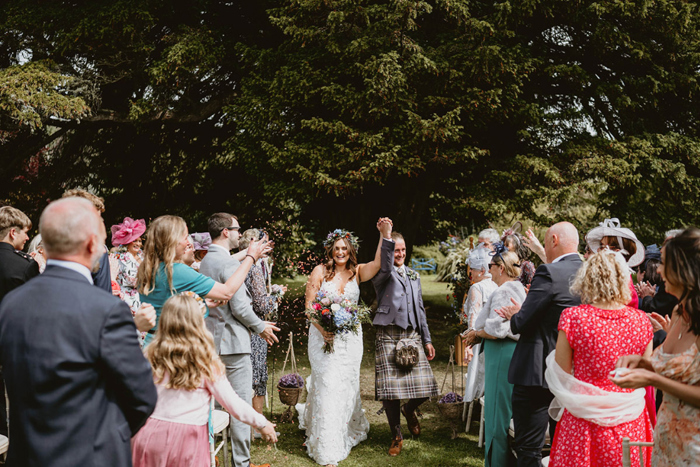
left=210, top=400, right=230, bottom=467
left=622, top=437, right=654, bottom=467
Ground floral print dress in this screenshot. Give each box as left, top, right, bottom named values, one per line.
left=650, top=341, right=700, bottom=466
left=246, top=261, right=277, bottom=397
left=549, top=305, right=654, bottom=467
left=112, top=249, right=144, bottom=343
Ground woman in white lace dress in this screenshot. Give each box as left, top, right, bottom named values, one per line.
left=297, top=219, right=392, bottom=467
left=461, top=246, right=498, bottom=402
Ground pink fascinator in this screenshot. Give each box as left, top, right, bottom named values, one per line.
left=111, top=217, right=146, bottom=246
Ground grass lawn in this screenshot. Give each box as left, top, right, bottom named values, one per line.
left=239, top=274, right=485, bottom=467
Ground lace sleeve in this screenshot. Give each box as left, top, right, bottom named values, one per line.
left=463, top=286, right=484, bottom=331
left=246, top=263, right=276, bottom=320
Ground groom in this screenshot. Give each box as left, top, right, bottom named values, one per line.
left=372, top=229, right=438, bottom=456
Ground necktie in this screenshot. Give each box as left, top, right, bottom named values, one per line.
left=398, top=268, right=405, bottom=277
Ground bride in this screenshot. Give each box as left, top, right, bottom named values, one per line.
left=297, top=218, right=393, bottom=466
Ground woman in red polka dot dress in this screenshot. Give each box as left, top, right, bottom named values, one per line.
left=548, top=250, right=654, bottom=467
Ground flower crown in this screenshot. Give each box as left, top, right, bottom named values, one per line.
left=179, top=291, right=207, bottom=315
left=323, top=229, right=360, bottom=251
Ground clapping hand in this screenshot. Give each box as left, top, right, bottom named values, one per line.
left=259, top=321, right=281, bottom=345
left=636, top=281, right=656, bottom=299
left=523, top=228, right=547, bottom=263
left=247, top=238, right=274, bottom=260
left=134, top=303, right=156, bottom=332
left=495, top=298, right=522, bottom=320
left=648, top=312, right=671, bottom=333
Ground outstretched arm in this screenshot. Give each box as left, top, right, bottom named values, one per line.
left=359, top=218, right=393, bottom=283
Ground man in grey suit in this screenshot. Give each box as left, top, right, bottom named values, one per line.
left=372, top=230, right=438, bottom=457
left=199, top=212, right=279, bottom=467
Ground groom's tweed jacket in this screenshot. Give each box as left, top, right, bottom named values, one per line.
left=371, top=239, right=431, bottom=345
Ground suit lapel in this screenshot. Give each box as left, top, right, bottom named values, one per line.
left=395, top=268, right=408, bottom=289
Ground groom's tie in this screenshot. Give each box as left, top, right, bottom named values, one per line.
left=397, top=268, right=405, bottom=277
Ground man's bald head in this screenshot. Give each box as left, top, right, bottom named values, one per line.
left=545, top=222, right=579, bottom=263
left=40, top=198, right=104, bottom=259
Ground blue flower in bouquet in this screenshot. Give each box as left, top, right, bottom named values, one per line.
left=332, top=308, right=353, bottom=328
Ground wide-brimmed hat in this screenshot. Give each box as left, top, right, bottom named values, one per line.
left=585, top=218, right=645, bottom=267
left=110, top=217, right=146, bottom=247
left=191, top=232, right=212, bottom=251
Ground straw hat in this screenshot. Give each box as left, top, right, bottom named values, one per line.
left=585, top=218, right=644, bottom=267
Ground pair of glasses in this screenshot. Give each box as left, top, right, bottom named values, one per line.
left=488, top=262, right=498, bottom=268
left=222, top=226, right=240, bottom=232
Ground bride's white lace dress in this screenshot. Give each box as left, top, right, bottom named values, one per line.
left=296, top=279, right=370, bottom=465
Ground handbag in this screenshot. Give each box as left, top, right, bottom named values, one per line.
left=395, top=338, right=420, bottom=370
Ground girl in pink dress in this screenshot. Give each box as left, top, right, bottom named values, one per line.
left=548, top=251, right=654, bottom=467
left=132, top=293, right=277, bottom=467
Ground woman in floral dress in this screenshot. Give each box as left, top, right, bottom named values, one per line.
left=110, top=218, right=147, bottom=339
left=614, top=228, right=700, bottom=466
left=548, top=250, right=653, bottom=467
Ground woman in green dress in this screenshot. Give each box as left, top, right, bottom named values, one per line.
left=467, top=245, right=526, bottom=466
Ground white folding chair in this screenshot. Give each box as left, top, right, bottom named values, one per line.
left=210, top=399, right=230, bottom=467
left=622, top=437, right=654, bottom=467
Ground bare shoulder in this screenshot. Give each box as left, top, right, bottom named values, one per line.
left=308, top=265, right=325, bottom=284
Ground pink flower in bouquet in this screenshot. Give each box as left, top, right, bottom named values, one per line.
left=321, top=297, right=331, bottom=306
left=313, top=303, right=322, bottom=311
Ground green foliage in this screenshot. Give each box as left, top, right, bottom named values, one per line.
left=4, top=0, right=700, bottom=263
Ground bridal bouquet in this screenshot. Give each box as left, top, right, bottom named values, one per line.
left=307, top=289, right=371, bottom=354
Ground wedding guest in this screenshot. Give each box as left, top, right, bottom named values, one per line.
left=181, top=235, right=196, bottom=267
left=61, top=188, right=112, bottom=292
left=0, top=197, right=156, bottom=466
left=111, top=217, right=146, bottom=317
left=478, top=228, right=500, bottom=251
left=132, top=293, right=277, bottom=467
left=190, top=232, right=211, bottom=271
left=613, top=227, right=700, bottom=466
left=547, top=250, right=653, bottom=467
left=502, top=227, right=536, bottom=287
left=0, top=205, right=39, bottom=437
left=27, top=234, right=46, bottom=272
left=238, top=229, right=279, bottom=417
left=496, top=222, right=582, bottom=467
left=470, top=246, right=526, bottom=467
left=585, top=218, right=645, bottom=308
left=199, top=213, right=279, bottom=467
left=461, top=246, right=498, bottom=403
left=137, top=215, right=270, bottom=347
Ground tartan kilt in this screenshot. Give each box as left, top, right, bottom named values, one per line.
left=375, top=325, right=439, bottom=400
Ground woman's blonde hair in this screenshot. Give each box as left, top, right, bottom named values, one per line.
left=138, top=215, right=187, bottom=295
left=493, top=250, right=521, bottom=279
left=146, top=294, right=224, bottom=390
left=571, top=250, right=631, bottom=305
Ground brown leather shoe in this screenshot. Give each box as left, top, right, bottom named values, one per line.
left=250, top=464, right=271, bottom=467
left=401, top=404, right=421, bottom=436
left=388, top=436, right=403, bottom=456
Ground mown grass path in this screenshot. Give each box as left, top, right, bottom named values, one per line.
left=245, top=275, right=484, bottom=467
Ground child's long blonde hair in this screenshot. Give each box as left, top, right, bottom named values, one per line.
left=147, top=293, right=224, bottom=390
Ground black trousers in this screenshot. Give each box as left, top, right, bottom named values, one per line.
left=511, top=384, right=556, bottom=467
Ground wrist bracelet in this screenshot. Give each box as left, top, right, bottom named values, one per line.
left=246, top=254, right=255, bottom=261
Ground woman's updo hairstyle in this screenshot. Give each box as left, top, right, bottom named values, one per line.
left=492, top=250, right=521, bottom=279
left=570, top=250, right=631, bottom=306
left=662, top=227, right=700, bottom=335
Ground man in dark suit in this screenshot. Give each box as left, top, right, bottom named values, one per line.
left=372, top=229, right=438, bottom=457
left=0, top=206, right=41, bottom=437
left=496, top=222, right=582, bottom=467
left=0, top=197, right=157, bottom=467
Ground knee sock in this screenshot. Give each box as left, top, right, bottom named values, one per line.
left=404, top=397, right=428, bottom=414
left=383, top=400, right=402, bottom=439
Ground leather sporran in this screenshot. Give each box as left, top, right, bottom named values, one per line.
left=395, top=338, right=420, bottom=370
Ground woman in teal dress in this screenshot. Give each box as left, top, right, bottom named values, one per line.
left=137, top=215, right=268, bottom=346
left=470, top=246, right=526, bottom=467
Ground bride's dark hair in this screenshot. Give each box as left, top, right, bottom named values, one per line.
left=324, top=237, right=358, bottom=282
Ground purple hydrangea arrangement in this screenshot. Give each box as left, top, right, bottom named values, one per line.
left=278, top=373, right=304, bottom=388
left=438, top=392, right=463, bottom=404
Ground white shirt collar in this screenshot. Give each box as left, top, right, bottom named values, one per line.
left=551, top=252, right=580, bottom=264
left=46, top=259, right=94, bottom=284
